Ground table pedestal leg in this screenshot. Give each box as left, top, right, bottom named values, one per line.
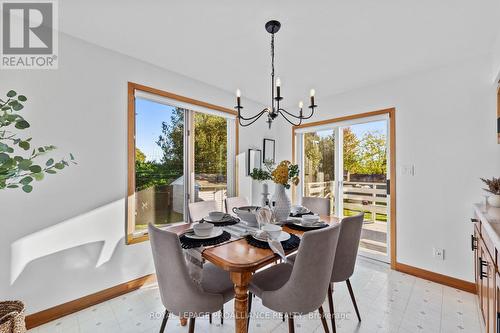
left=230, top=271, right=252, bottom=333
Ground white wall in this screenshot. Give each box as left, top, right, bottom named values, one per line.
left=0, top=33, right=273, bottom=314
left=274, top=55, right=500, bottom=281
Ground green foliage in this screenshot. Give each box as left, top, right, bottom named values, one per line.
left=136, top=109, right=228, bottom=191
left=249, top=168, right=271, bottom=181
left=0, top=90, right=76, bottom=193
left=304, top=128, right=387, bottom=179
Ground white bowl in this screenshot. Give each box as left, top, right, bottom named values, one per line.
left=262, top=224, right=282, bottom=239
left=208, top=211, right=226, bottom=220
left=302, top=215, right=320, bottom=226
left=193, top=222, right=214, bottom=237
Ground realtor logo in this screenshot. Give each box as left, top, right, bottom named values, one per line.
left=1, top=0, right=58, bottom=69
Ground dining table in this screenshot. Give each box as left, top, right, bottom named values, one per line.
left=165, top=214, right=340, bottom=333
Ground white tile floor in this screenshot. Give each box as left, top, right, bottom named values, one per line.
left=28, top=258, right=484, bottom=333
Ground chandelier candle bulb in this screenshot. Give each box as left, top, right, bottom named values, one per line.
left=310, top=89, right=315, bottom=106
left=236, top=89, right=241, bottom=108
left=276, top=77, right=281, bottom=99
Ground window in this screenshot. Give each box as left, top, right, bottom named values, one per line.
left=127, top=83, right=238, bottom=244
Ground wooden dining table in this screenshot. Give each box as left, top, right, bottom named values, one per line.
left=166, top=215, right=340, bottom=333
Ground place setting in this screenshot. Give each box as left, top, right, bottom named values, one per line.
left=179, top=219, right=231, bottom=249
left=244, top=208, right=301, bottom=261
left=285, top=205, right=329, bottom=231
left=200, top=211, right=240, bottom=226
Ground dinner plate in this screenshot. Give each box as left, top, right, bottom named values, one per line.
left=252, top=231, right=291, bottom=242
left=183, top=228, right=223, bottom=240
left=291, top=221, right=328, bottom=229
left=203, top=215, right=234, bottom=223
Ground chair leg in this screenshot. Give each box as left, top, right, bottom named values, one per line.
left=188, top=317, right=196, bottom=333
left=282, top=312, right=285, bottom=322
left=209, top=313, right=212, bottom=324
left=159, top=310, right=169, bottom=333
left=346, top=279, right=361, bottom=322
left=327, top=283, right=336, bottom=333
left=318, top=306, right=330, bottom=333
left=288, top=313, right=295, bottom=333
left=247, top=292, right=253, bottom=331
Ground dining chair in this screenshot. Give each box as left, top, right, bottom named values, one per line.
left=247, top=225, right=341, bottom=333
left=327, top=213, right=364, bottom=333
left=148, top=224, right=235, bottom=333
left=188, top=200, right=217, bottom=223
left=302, top=196, right=331, bottom=216
left=225, top=196, right=249, bottom=216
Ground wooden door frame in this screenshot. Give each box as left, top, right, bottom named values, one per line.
left=291, top=107, right=397, bottom=268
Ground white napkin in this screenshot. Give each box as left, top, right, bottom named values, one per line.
left=255, top=207, right=273, bottom=226
left=184, top=247, right=204, bottom=285
left=255, top=230, right=287, bottom=263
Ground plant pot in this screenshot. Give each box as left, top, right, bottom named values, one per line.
left=271, top=184, right=291, bottom=222
left=488, top=195, right=500, bottom=208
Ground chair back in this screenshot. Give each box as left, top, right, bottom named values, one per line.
left=148, top=224, right=223, bottom=315
left=188, top=200, right=217, bottom=223
left=263, top=225, right=341, bottom=314
left=225, top=196, right=249, bottom=216
left=331, top=213, right=364, bottom=282
left=302, top=197, right=330, bottom=216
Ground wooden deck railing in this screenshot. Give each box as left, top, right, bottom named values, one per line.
left=304, top=180, right=388, bottom=221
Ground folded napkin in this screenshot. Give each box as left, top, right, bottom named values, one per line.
left=255, top=230, right=287, bottom=263
left=255, top=207, right=273, bottom=226
left=184, top=247, right=204, bottom=285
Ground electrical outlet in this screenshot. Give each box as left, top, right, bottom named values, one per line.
left=433, top=248, right=445, bottom=260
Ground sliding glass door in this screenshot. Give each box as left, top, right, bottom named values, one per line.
left=297, top=115, right=391, bottom=262
left=302, top=130, right=335, bottom=215
left=129, top=86, right=236, bottom=240
left=193, top=112, right=229, bottom=211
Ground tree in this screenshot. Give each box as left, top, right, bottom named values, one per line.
left=343, top=127, right=360, bottom=179
left=193, top=112, right=227, bottom=175
left=135, top=148, right=146, bottom=163
left=156, top=108, right=184, bottom=173
left=155, top=109, right=227, bottom=177
left=357, top=131, right=387, bottom=175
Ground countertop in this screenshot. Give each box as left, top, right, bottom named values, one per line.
left=474, top=203, right=500, bottom=249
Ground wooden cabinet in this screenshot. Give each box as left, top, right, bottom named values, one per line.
left=473, top=220, right=497, bottom=333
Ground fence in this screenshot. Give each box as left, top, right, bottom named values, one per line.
left=198, top=184, right=227, bottom=211
left=305, top=181, right=387, bottom=222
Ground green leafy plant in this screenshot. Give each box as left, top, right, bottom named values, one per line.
left=481, top=177, right=500, bottom=195
left=0, top=90, right=76, bottom=193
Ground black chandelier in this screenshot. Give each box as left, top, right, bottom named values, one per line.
left=235, top=20, right=317, bottom=128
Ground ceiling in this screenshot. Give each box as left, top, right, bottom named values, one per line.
left=60, top=0, right=500, bottom=106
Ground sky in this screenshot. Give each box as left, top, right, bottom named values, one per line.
left=135, top=98, right=177, bottom=162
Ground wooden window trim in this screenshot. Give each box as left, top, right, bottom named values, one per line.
left=291, top=107, right=397, bottom=268
left=127, top=82, right=239, bottom=244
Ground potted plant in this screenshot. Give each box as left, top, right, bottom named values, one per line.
left=480, top=177, right=500, bottom=207
left=250, top=160, right=299, bottom=221
left=0, top=90, right=75, bottom=192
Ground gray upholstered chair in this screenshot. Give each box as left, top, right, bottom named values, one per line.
left=188, top=200, right=217, bottom=223
left=302, top=196, right=331, bottom=216
left=148, top=224, right=234, bottom=333
left=225, top=196, right=249, bottom=216
left=247, top=225, right=341, bottom=333
left=327, top=213, right=364, bottom=333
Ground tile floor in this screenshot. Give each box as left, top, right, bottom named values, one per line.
left=28, top=258, right=484, bottom=333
